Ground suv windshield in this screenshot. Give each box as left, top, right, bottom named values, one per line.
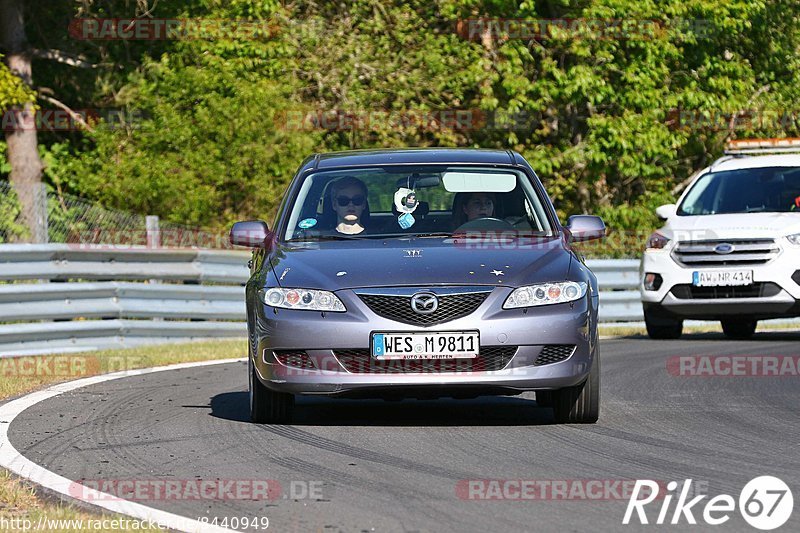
left=282, top=166, right=554, bottom=240
left=678, top=166, right=800, bottom=216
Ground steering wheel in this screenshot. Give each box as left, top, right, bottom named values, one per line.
left=454, top=217, right=515, bottom=232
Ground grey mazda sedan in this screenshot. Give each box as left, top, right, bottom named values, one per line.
left=230, top=148, right=605, bottom=424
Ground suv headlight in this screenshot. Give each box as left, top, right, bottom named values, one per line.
left=646, top=231, right=671, bottom=250
left=786, top=234, right=800, bottom=246
left=259, top=288, right=346, bottom=312
left=503, top=281, right=587, bottom=309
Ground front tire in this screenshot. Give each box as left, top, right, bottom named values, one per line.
left=721, top=318, right=757, bottom=339
left=551, top=353, right=600, bottom=424
left=644, top=308, right=683, bottom=339
left=249, top=356, right=294, bottom=424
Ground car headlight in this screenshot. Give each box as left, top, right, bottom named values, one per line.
left=259, top=288, right=346, bottom=312
left=503, top=281, right=588, bottom=309
left=646, top=231, right=671, bottom=250
left=786, top=234, right=800, bottom=246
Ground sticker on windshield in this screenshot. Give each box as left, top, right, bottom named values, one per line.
left=298, top=218, right=318, bottom=229
left=398, top=212, right=415, bottom=229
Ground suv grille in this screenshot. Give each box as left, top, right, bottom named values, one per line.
left=357, top=291, right=489, bottom=326
left=533, top=345, right=576, bottom=366
left=670, top=282, right=781, bottom=300
left=672, top=239, right=780, bottom=267
left=334, top=346, right=516, bottom=374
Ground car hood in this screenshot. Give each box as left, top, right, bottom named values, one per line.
left=662, top=213, right=800, bottom=240
left=268, top=237, right=572, bottom=290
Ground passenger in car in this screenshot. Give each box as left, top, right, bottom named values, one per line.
left=452, top=192, right=496, bottom=227
left=331, top=176, right=369, bottom=234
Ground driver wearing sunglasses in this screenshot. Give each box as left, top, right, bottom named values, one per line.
left=330, top=176, right=369, bottom=234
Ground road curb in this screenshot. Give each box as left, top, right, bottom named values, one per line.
left=0, top=358, right=246, bottom=533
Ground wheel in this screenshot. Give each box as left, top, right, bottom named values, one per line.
left=551, top=353, right=600, bottom=424
left=644, top=308, right=683, bottom=339
left=721, top=319, right=757, bottom=339
left=249, top=356, right=294, bottom=424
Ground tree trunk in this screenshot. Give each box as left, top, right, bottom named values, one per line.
left=1, top=0, right=47, bottom=243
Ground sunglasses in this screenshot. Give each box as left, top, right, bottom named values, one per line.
left=336, top=195, right=365, bottom=207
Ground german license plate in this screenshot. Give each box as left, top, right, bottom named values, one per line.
left=371, top=331, right=479, bottom=360
left=692, top=270, right=753, bottom=287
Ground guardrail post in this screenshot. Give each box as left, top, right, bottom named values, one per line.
left=146, top=215, right=160, bottom=248
left=34, top=182, right=48, bottom=243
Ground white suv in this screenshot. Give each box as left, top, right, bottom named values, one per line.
left=640, top=139, right=800, bottom=339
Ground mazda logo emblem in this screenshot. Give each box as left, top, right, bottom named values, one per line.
left=410, top=292, right=438, bottom=315
left=714, top=243, right=735, bottom=255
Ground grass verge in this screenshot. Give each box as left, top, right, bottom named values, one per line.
left=1, top=339, right=246, bottom=532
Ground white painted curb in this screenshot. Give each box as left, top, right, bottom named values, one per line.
left=0, top=358, right=248, bottom=533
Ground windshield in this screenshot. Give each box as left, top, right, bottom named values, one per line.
left=282, top=166, right=554, bottom=240
left=678, top=166, right=800, bottom=215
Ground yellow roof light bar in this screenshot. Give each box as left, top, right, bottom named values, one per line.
left=724, top=138, right=800, bottom=155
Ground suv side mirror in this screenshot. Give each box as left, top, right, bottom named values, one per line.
left=565, top=215, right=606, bottom=242
left=230, top=220, right=271, bottom=248
left=655, top=204, right=677, bottom=221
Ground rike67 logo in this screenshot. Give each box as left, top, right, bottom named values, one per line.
left=624, top=476, right=793, bottom=530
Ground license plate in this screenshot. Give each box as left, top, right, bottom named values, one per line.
left=692, top=270, right=753, bottom=287
left=371, top=331, right=479, bottom=360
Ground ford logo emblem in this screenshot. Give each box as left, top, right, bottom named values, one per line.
left=410, top=292, right=438, bottom=315
left=714, top=243, right=735, bottom=255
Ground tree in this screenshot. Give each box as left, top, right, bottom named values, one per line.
left=1, top=0, right=45, bottom=242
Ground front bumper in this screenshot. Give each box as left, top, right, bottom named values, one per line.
left=252, top=288, right=598, bottom=396
left=640, top=247, right=800, bottom=319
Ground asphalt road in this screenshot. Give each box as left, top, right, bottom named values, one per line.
left=9, top=333, right=800, bottom=532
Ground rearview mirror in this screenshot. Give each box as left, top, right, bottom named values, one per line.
left=230, top=220, right=271, bottom=248
left=565, top=215, right=606, bottom=242
left=655, top=204, right=677, bottom=220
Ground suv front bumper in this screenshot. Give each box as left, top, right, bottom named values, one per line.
left=640, top=247, right=800, bottom=320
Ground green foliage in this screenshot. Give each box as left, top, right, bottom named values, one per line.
left=0, top=180, right=29, bottom=242
left=8, top=0, right=800, bottom=234
left=0, top=56, right=36, bottom=113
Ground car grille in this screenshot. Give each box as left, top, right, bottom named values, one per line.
left=357, top=292, right=490, bottom=326
left=533, top=345, right=576, bottom=366
left=670, top=282, right=781, bottom=300
left=273, top=350, right=316, bottom=369
left=333, top=346, right=517, bottom=374
left=672, top=239, right=780, bottom=267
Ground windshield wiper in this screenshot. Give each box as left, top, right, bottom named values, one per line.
left=410, top=232, right=454, bottom=238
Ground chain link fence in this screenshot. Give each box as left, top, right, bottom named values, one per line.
left=1, top=180, right=230, bottom=248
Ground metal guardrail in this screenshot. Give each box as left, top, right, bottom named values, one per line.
left=0, top=245, right=644, bottom=356
left=586, top=259, right=643, bottom=323
left=0, top=245, right=251, bottom=356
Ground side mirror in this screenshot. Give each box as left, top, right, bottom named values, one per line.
left=655, top=204, right=677, bottom=221
left=565, top=215, right=606, bottom=242
left=230, top=220, right=271, bottom=248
